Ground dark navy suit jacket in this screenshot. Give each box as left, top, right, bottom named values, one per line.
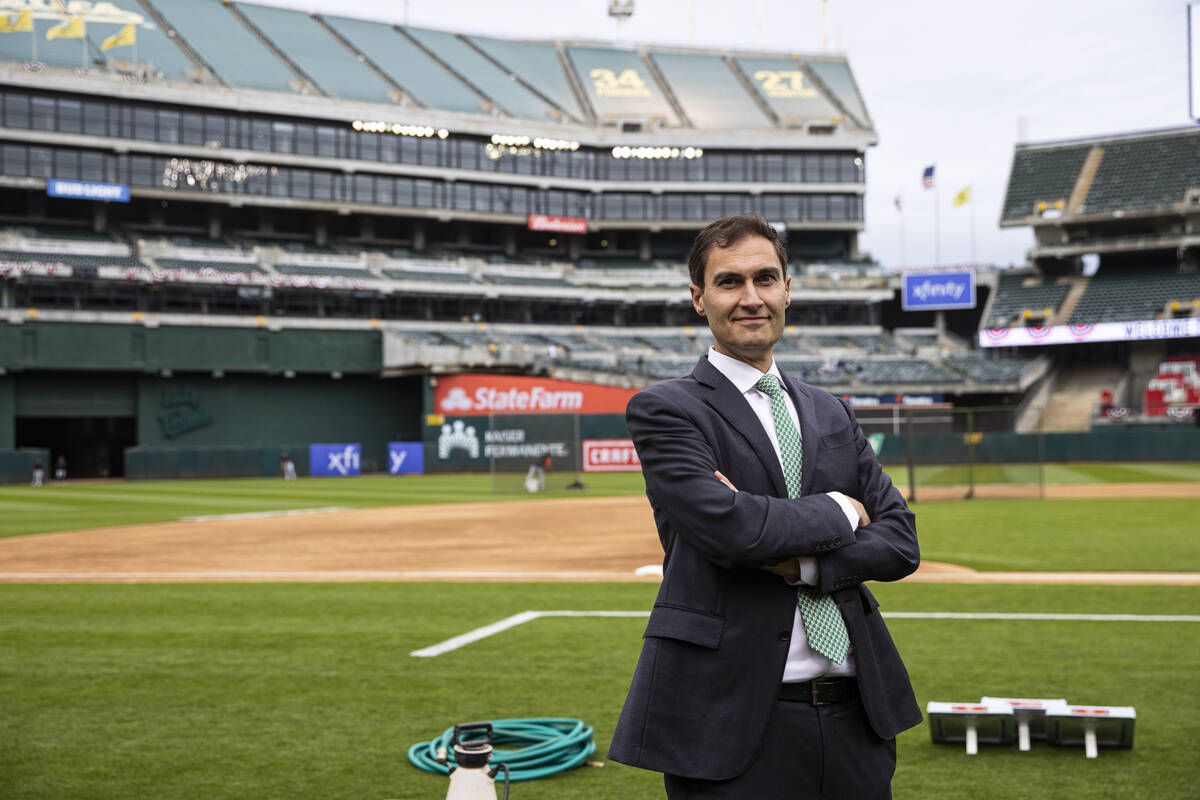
left=607, top=355, right=922, bottom=780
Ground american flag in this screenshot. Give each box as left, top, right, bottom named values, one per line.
left=922, top=165, right=935, bottom=189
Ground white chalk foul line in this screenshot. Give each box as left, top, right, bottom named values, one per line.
left=179, top=507, right=352, bottom=522
left=410, top=610, right=651, bottom=657
left=409, top=610, right=1200, bottom=658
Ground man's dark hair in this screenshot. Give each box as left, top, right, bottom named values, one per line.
left=687, top=212, right=788, bottom=287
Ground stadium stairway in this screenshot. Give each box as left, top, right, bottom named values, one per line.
left=1052, top=278, right=1089, bottom=325
left=1037, top=364, right=1128, bottom=432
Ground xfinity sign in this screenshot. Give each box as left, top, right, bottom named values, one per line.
left=310, top=443, right=361, bottom=477
left=902, top=271, right=976, bottom=311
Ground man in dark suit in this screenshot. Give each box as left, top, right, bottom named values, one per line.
left=608, top=213, right=921, bottom=798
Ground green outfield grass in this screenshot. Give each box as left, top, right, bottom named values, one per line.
left=1, top=461, right=1198, bottom=540
left=0, top=473, right=649, bottom=539
left=882, top=460, right=1200, bottom=487
left=1, top=581, right=1197, bottom=800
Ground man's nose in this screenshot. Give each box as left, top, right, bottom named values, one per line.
left=738, top=283, right=764, bottom=307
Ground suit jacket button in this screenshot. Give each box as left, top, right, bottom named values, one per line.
left=777, top=628, right=791, bottom=641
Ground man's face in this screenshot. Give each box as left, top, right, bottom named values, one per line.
left=690, top=235, right=790, bottom=372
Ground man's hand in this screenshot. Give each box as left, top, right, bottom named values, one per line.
left=761, top=558, right=803, bottom=581
left=845, top=495, right=871, bottom=527
left=714, top=470, right=737, bottom=493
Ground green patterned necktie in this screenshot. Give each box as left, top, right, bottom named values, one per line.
left=755, top=374, right=850, bottom=664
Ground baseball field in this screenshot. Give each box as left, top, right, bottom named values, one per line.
left=1, top=463, right=1198, bottom=799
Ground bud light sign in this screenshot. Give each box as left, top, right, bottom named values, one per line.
left=388, top=442, right=424, bottom=475
left=902, top=271, right=976, bottom=311
left=310, top=443, right=361, bottom=477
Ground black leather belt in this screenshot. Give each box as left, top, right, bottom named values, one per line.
left=779, top=677, right=856, bottom=705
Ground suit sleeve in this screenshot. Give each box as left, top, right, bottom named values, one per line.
left=814, top=399, right=919, bottom=591
left=627, top=386, right=856, bottom=570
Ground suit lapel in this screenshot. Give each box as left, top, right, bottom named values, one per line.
left=694, top=357, right=789, bottom=498
left=780, top=370, right=820, bottom=497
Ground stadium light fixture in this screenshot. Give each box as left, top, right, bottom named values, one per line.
left=351, top=120, right=443, bottom=139
left=610, top=145, right=703, bottom=160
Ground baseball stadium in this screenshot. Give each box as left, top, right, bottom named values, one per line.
left=0, top=0, right=1198, bottom=798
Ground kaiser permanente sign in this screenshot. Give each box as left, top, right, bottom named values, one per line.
left=434, top=373, right=638, bottom=415
left=980, top=318, right=1200, bottom=348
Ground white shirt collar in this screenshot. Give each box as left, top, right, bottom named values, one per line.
left=706, top=347, right=782, bottom=395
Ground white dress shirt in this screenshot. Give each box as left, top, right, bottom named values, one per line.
left=706, top=348, right=859, bottom=679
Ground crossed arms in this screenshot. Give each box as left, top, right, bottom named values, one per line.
left=627, top=386, right=919, bottom=592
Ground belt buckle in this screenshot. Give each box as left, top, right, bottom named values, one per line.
left=811, top=678, right=839, bottom=706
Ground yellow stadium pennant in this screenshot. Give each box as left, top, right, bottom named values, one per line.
left=46, top=15, right=85, bottom=40
left=0, top=9, right=33, bottom=33
left=953, top=186, right=971, bottom=208
left=101, top=23, right=136, bottom=51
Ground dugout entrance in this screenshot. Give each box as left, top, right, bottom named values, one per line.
left=15, top=416, right=136, bottom=478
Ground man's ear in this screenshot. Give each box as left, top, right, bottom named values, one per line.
left=690, top=283, right=705, bottom=316
left=784, top=273, right=792, bottom=308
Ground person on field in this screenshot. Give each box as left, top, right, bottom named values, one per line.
left=608, top=213, right=921, bottom=798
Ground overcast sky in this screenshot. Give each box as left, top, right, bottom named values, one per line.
left=255, top=0, right=1191, bottom=269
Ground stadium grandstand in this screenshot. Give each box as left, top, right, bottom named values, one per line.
left=991, top=125, right=1200, bottom=432
left=1, top=0, right=1046, bottom=479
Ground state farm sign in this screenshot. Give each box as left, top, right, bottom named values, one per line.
left=528, top=214, right=589, bottom=234
left=583, top=439, right=641, bottom=472
left=434, top=374, right=638, bottom=416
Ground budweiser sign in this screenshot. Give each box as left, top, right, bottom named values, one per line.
left=528, top=214, right=588, bottom=234
left=583, top=439, right=641, bottom=472
left=434, top=374, right=638, bottom=416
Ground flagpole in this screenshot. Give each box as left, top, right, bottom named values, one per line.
left=81, top=26, right=86, bottom=70
left=969, top=187, right=977, bottom=263
left=31, top=19, right=36, bottom=63
left=934, top=183, right=941, bottom=265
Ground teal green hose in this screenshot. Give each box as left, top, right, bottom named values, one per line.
left=407, top=718, right=596, bottom=782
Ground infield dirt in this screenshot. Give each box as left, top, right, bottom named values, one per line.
left=1, top=483, right=1197, bottom=584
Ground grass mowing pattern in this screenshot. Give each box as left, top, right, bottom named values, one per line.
left=1, top=582, right=1198, bottom=799
left=911, top=497, right=1200, bottom=572
left=0, top=473, right=649, bottom=539
left=881, top=461, right=1200, bottom=487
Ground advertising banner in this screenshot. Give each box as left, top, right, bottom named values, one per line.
left=46, top=179, right=131, bottom=203
left=434, top=374, right=639, bottom=416
left=582, top=439, right=641, bottom=472
left=527, top=214, right=589, bottom=234
left=425, top=415, right=577, bottom=473
left=840, top=393, right=945, bottom=407
left=979, top=317, right=1200, bottom=348
left=387, top=442, right=424, bottom=475
left=309, top=443, right=361, bottom=477
left=902, top=271, right=976, bottom=311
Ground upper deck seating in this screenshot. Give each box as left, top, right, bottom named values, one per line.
left=985, top=273, right=1071, bottom=327
left=649, top=51, right=771, bottom=129
left=147, top=0, right=298, bottom=93
left=1001, top=145, right=1090, bottom=220
left=1068, top=271, right=1200, bottom=324
left=467, top=36, right=586, bottom=122
left=234, top=3, right=396, bottom=104
left=565, top=45, right=679, bottom=126
left=733, top=56, right=843, bottom=127
left=405, top=27, right=560, bottom=121
left=1081, top=131, right=1200, bottom=214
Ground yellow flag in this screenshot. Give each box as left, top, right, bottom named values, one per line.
left=0, top=9, right=33, bottom=33
left=101, top=23, right=136, bottom=51
left=46, top=15, right=85, bottom=40
left=953, top=186, right=971, bottom=207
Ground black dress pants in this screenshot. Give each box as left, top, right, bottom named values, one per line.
left=663, top=695, right=896, bottom=799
